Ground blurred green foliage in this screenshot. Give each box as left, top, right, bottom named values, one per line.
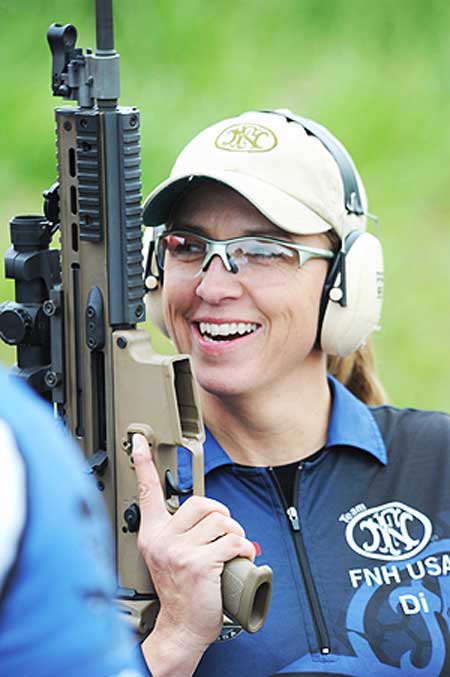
left=0, top=0, right=449, bottom=410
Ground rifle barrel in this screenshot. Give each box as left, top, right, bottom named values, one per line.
left=96, top=0, right=115, bottom=52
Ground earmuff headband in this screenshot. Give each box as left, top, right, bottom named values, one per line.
left=259, top=110, right=364, bottom=216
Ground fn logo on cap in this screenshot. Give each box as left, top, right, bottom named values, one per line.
left=215, top=123, right=277, bottom=152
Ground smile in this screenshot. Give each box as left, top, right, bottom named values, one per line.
left=197, top=321, right=259, bottom=342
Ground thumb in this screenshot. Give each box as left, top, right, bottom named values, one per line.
left=132, top=433, right=168, bottom=525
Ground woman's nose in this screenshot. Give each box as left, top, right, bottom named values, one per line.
left=195, top=255, right=243, bottom=304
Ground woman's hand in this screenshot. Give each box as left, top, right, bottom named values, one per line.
left=132, top=434, right=255, bottom=676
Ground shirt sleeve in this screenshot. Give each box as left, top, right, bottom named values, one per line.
left=0, top=419, right=26, bottom=595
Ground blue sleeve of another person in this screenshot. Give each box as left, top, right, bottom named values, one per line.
left=0, top=367, right=147, bottom=677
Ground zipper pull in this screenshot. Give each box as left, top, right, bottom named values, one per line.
left=286, top=505, right=300, bottom=531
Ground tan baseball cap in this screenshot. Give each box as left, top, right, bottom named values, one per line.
left=143, top=110, right=367, bottom=238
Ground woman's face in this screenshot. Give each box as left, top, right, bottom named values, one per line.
left=161, top=182, right=331, bottom=398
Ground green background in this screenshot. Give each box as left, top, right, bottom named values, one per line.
left=1, top=0, right=449, bottom=411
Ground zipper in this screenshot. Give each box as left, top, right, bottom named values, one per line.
left=269, top=464, right=330, bottom=655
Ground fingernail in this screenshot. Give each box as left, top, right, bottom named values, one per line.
left=251, top=541, right=261, bottom=556
left=132, top=433, right=150, bottom=458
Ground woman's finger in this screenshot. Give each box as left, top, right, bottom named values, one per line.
left=132, top=433, right=168, bottom=528
left=179, top=511, right=245, bottom=546
left=204, top=533, right=257, bottom=564
left=170, top=495, right=231, bottom=533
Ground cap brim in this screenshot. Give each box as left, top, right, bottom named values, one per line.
left=143, top=171, right=332, bottom=235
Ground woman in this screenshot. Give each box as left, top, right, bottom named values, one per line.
left=133, top=110, right=450, bottom=676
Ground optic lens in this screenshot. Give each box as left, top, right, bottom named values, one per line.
left=159, top=232, right=206, bottom=269
left=227, top=239, right=297, bottom=269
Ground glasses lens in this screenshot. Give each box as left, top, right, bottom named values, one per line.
left=227, top=239, right=297, bottom=271
left=158, top=232, right=207, bottom=270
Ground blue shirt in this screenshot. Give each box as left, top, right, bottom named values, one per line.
left=176, top=376, right=450, bottom=676
left=0, top=368, right=146, bottom=677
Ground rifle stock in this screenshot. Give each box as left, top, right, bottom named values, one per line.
left=0, top=0, right=272, bottom=638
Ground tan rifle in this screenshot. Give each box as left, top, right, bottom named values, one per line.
left=0, top=0, right=272, bottom=638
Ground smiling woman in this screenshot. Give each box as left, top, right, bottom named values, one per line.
left=133, top=110, right=450, bottom=677
left=159, top=182, right=333, bottom=403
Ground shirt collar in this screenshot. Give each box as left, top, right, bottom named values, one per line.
left=177, top=374, right=387, bottom=489
left=327, top=374, right=387, bottom=464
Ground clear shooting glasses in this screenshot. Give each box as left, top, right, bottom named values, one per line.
left=155, top=227, right=335, bottom=278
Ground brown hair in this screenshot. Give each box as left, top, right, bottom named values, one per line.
left=324, top=230, right=387, bottom=406
left=327, top=342, right=387, bottom=406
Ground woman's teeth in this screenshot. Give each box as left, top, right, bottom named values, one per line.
left=198, top=321, right=258, bottom=340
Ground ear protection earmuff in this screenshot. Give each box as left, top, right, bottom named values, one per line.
left=318, top=228, right=383, bottom=355
left=143, top=229, right=169, bottom=337
left=262, top=110, right=384, bottom=357
left=143, top=111, right=384, bottom=356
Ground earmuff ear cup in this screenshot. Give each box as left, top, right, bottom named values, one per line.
left=144, top=283, right=170, bottom=338
left=142, top=226, right=171, bottom=338
left=320, top=232, right=384, bottom=356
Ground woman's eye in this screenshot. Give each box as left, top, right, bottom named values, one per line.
left=233, top=244, right=272, bottom=259
left=165, top=234, right=204, bottom=258
left=242, top=243, right=294, bottom=261
left=183, top=241, right=204, bottom=255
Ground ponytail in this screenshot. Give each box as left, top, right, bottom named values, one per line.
left=327, top=339, right=387, bottom=406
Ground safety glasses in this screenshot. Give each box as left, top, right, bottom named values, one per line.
left=155, top=228, right=335, bottom=276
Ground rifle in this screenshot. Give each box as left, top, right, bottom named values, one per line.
left=0, top=0, right=272, bottom=637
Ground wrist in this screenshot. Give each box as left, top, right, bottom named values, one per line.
left=141, top=617, right=209, bottom=677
